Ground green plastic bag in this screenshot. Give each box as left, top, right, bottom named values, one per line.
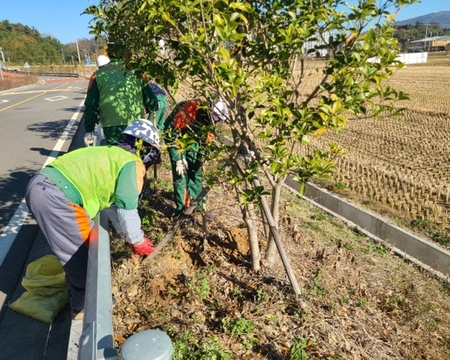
left=9, top=254, right=69, bottom=324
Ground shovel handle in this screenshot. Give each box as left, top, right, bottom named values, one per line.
left=142, top=187, right=210, bottom=264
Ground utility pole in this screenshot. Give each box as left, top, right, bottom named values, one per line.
left=75, top=37, right=81, bottom=64
left=0, top=47, right=5, bottom=65
left=0, top=47, right=4, bottom=81
left=0, top=47, right=6, bottom=81
left=428, top=32, right=432, bottom=52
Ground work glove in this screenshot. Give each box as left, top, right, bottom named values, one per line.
left=84, top=132, right=94, bottom=146
left=206, top=132, right=215, bottom=144
left=129, top=237, right=156, bottom=256
left=175, top=159, right=189, bottom=176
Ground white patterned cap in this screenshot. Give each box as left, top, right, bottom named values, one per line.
left=122, top=119, right=160, bottom=148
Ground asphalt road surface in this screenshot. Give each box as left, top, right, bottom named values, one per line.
left=0, top=77, right=88, bottom=359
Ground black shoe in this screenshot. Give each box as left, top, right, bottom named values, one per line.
left=183, top=215, right=195, bottom=226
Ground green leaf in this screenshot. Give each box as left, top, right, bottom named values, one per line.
left=230, top=2, right=250, bottom=11
left=363, top=28, right=376, bottom=51
left=299, top=184, right=306, bottom=196
left=219, top=47, right=231, bottom=64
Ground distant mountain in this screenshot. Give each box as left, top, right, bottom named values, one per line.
left=396, top=11, right=450, bottom=29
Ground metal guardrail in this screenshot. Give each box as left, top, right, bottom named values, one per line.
left=38, top=72, right=80, bottom=78
left=73, top=128, right=173, bottom=359
left=76, top=213, right=173, bottom=360
left=78, top=212, right=117, bottom=359
left=2, top=69, right=80, bottom=77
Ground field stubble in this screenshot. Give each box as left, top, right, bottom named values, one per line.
left=302, top=58, right=450, bottom=249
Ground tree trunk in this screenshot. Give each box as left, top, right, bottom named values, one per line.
left=265, top=179, right=284, bottom=263
left=244, top=203, right=261, bottom=272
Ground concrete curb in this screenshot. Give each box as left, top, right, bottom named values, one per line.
left=0, top=82, right=42, bottom=95
left=285, top=177, right=450, bottom=281
left=67, top=320, right=82, bottom=359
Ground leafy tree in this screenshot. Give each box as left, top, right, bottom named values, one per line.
left=85, top=0, right=416, bottom=271
left=0, top=20, right=103, bottom=65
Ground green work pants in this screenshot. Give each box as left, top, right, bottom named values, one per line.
left=149, top=95, right=167, bottom=132
left=170, top=149, right=207, bottom=214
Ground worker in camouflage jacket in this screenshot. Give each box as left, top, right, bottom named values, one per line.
left=163, top=97, right=228, bottom=217
left=83, top=42, right=159, bottom=145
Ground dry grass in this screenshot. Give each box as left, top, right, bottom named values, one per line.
left=0, top=72, right=38, bottom=91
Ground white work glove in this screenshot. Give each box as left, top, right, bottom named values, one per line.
left=175, top=159, right=188, bottom=176
left=84, top=132, right=94, bottom=146
left=244, top=150, right=255, bottom=159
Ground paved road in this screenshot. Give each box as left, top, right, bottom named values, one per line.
left=0, top=77, right=88, bottom=359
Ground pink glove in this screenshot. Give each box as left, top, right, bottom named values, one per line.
left=129, top=237, right=155, bottom=256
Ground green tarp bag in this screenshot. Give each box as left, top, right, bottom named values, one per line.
left=9, top=254, right=69, bottom=324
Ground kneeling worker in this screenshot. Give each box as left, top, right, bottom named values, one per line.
left=25, top=119, right=162, bottom=320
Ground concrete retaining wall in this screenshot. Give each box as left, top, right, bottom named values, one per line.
left=285, top=177, right=450, bottom=281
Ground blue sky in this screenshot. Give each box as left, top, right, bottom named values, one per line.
left=0, top=0, right=449, bottom=45
left=395, top=0, right=450, bottom=22
left=1, top=0, right=95, bottom=44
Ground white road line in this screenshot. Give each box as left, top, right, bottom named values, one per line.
left=4, top=88, right=85, bottom=95
left=44, top=96, right=69, bottom=101
left=0, top=98, right=86, bottom=267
